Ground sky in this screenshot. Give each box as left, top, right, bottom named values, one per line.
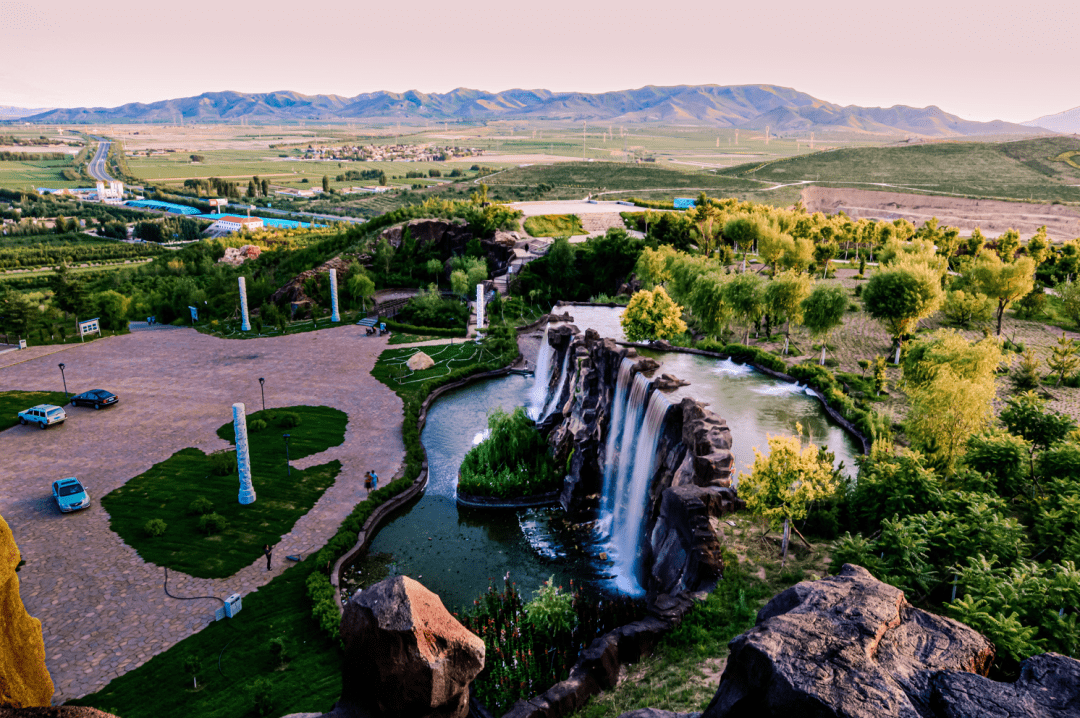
left=1, top=0, right=1076, bottom=123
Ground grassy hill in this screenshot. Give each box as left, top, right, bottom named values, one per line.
left=720, top=137, right=1080, bottom=204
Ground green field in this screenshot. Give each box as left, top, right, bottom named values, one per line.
left=0, top=159, right=82, bottom=191
left=101, top=406, right=348, bottom=578
left=720, top=136, right=1080, bottom=203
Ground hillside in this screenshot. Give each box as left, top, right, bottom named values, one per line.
left=719, top=136, right=1080, bottom=204
left=20, top=85, right=1046, bottom=137
left=1023, top=105, right=1080, bottom=134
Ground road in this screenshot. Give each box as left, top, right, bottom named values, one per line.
left=86, top=137, right=115, bottom=183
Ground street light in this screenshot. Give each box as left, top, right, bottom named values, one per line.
left=258, top=378, right=265, bottom=412
left=58, top=363, right=69, bottom=401
left=282, top=433, right=291, bottom=477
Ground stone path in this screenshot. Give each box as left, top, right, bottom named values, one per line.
left=0, top=326, right=405, bottom=703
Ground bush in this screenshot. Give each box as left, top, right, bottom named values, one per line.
left=249, top=418, right=268, bottom=432
left=209, top=451, right=235, bottom=476
left=249, top=676, right=274, bottom=716
left=187, top=496, right=214, bottom=516
left=524, top=577, right=576, bottom=635
left=268, top=635, right=288, bottom=666
left=721, top=343, right=787, bottom=373
left=276, top=412, right=301, bottom=428
left=198, top=513, right=228, bottom=535
left=143, top=518, right=167, bottom=537
left=395, top=285, right=469, bottom=329
left=458, top=407, right=561, bottom=498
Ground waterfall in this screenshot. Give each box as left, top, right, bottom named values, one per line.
left=541, top=348, right=573, bottom=419
left=599, top=361, right=640, bottom=524
left=608, top=389, right=670, bottom=595
left=527, top=325, right=553, bottom=420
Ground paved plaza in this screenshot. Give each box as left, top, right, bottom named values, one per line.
left=0, top=326, right=405, bottom=703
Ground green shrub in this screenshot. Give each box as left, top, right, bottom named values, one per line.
left=209, top=451, right=235, bottom=476
left=277, top=412, right=301, bottom=428
left=187, top=496, right=214, bottom=516
left=249, top=676, right=274, bottom=716
left=249, top=418, right=267, bottom=432
left=198, top=513, right=228, bottom=535
left=143, top=518, right=167, bottom=537
left=721, top=343, right=787, bottom=373
left=524, top=576, right=576, bottom=635
left=458, top=407, right=561, bottom=498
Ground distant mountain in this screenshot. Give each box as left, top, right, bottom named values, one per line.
left=20, top=85, right=1048, bottom=137
left=1023, top=106, right=1080, bottom=134
left=0, top=105, right=53, bottom=119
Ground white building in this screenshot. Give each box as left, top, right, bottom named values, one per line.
left=208, top=215, right=264, bottom=234
left=95, top=181, right=125, bottom=203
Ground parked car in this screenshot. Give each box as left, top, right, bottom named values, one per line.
left=52, top=477, right=90, bottom=513
left=18, top=404, right=67, bottom=429
left=70, top=389, right=119, bottom=410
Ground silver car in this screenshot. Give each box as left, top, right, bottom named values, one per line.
left=18, top=404, right=67, bottom=429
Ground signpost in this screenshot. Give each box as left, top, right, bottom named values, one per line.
left=188, top=306, right=198, bottom=326
left=77, top=318, right=101, bottom=342
left=673, top=198, right=696, bottom=210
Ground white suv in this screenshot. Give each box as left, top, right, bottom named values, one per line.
left=18, top=404, right=67, bottom=429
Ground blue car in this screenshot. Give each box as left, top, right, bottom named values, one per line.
left=52, top=477, right=91, bottom=513
left=19, top=404, right=67, bottom=429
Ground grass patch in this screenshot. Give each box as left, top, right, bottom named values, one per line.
left=0, top=390, right=70, bottom=431
left=386, top=332, right=442, bottom=345
left=67, top=560, right=342, bottom=718
left=524, top=213, right=585, bottom=238
left=102, top=405, right=348, bottom=578
left=370, top=341, right=506, bottom=404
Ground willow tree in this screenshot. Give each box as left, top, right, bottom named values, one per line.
left=970, top=254, right=1036, bottom=336
left=801, top=284, right=849, bottom=365
left=724, top=272, right=766, bottom=344
left=764, top=270, right=813, bottom=353
left=862, top=260, right=945, bottom=362
left=620, top=286, right=687, bottom=342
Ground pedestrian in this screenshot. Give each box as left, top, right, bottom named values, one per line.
left=264, top=544, right=272, bottom=571
left=364, top=472, right=373, bottom=491
left=371, top=470, right=378, bottom=490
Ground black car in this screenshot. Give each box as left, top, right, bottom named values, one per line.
left=70, top=389, right=119, bottom=410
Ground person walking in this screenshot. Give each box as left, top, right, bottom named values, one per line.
left=370, top=470, right=378, bottom=490
left=364, top=472, right=373, bottom=491
left=264, top=544, right=272, bottom=571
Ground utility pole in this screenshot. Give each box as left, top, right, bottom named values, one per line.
left=583, top=121, right=586, bottom=160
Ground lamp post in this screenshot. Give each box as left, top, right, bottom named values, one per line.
left=58, top=363, right=69, bottom=401
left=258, top=377, right=265, bottom=412
left=282, top=433, right=291, bottom=477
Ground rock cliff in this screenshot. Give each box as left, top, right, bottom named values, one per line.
left=0, top=514, right=54, bottom=709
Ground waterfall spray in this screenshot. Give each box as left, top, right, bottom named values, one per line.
left=541, top=347, right=572, bottom=419
left=528, top=325, right=553, bottom=420
left=599, top=359, right=634, bottom=520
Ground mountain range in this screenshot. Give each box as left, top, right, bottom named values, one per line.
left=0, top=105, right=53, bottom=119
left=9, top=85, right=1057, bottom=137
left=1023, top=106, right=1080, bottom=134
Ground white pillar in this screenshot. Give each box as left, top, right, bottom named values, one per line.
left=239, top=276, right=251, bottom=332
left=234, top=403, right=256, bottom=504
left=476, top=283, right=485, bottom=329
left=329, top=268, right=340, bottom=323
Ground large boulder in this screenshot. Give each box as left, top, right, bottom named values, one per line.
left=702, top=564, right=996, bottom=718
left=407, top=351, right=435, bottom=371
left=0, top=514, right=54, bottom=709
left=333, top=576, right=484, bottom=718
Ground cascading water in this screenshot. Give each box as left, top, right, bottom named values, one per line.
left=599, top=359, right=634, bottom=522
left=527, top=325, right=554, bottom=420
left=609, top=390, right=670, bottom=593
left=541, top=348, right=572, bottom=419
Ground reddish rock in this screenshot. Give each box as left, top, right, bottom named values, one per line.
left=334, top=576, right=484, bottom=718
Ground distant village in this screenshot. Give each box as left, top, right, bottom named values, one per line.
left=299, top=143, right=483, bottom=162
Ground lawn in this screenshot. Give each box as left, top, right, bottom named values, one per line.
left=101, top=405, right=348, bottom=578
left=66, top=559, right=343, bottom=718
left=720, top=136, right=1080, bottom=204
left=0, top=390, right=71, bottom=432
left=523, top=213, right=585, bottom=238
left=0, top=159, right=82, bottom=191
left=370, top=341, right=505, bottom=403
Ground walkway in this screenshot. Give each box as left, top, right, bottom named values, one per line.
left=0, top=326, right=405, bottom=703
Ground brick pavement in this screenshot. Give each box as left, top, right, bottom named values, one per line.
left=0, top=325, right=404, bottom=703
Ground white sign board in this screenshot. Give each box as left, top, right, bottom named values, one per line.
left=78, top=318, right=100, bottom=340
left=18, top=339, right=27, bottom=350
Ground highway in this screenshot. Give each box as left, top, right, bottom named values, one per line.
left=86, top=137, right=115, bottom=183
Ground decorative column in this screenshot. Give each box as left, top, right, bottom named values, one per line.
left=234, top=403, right=256, bottom=504
left=239, top=276, right=251, bottom=331
left=476, top=284, right=485, bottom=330
left=329, top=268, right=340, bottom=322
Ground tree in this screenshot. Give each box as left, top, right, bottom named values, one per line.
left=686, top=271, right=729, bottom=337
left=689, top=194, right=721, bottom=256
left=450, top=269, right=469, bottom=297
left=862, top=262, right=944, bottom=360
left=260, top=179, right=270, bottom=197
left=50, top=263, right=89, bottom=316
left=970, top=254, right=1036, bottom=336
left=967, top=227, right=987, bottom=257
left=996, top=229, right=1021, bottom=262
left=0, top=288, right=36, bottom=338
left=424, top=258, right=444, bottom=284
left=620, top=286, right=687, bottom=342
left=813, top=240, right=839, bottom=278
left=372, top=238, right=394, bottom=276
left=246, top=180, right=257, bottom=198
left=801, top=284, right=848, bottom=365
left=738, top=426, right=839, bottom=565
left=91, top=290, right=130, bottom=330
left=764, top=270, right=813, bottom=346
left=1048, top=333, right=1080, bottom=386
left=1000, top=391, right=1077, bottom=482
left=779, top=236, right=815, bottom=274
left=1056, top=279, right=1080, bottom=328
left=942, top=290, right=993, bottom=328
left=321, top=175, right=330, bottom=192
left=190, top=154, right=205, bottom=163
left=1027, top=226, right=1050, bottom=266
left=757, top=228, right=791, bottom=276
left=633, top=245, right=679, bottom=288
left=723, top=271, right=765, bottom=344
left=347, top=271, right=376, bottom=313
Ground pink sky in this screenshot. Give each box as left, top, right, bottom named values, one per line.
left=1, top=0, right=1076, bottom=123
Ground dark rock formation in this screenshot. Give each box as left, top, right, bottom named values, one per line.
left=329, top=576, right=484, bottom=718
left=927, top=652, right=1080, bottom=718
left=702, top=564, right=998, bottom=718
left=616, top=711, right=699, bottom=718
left=269, top=255, right=354, bottom=308
left=379, top=219, right=517, bottom=276
left=653, top=374, right=690, bottom=393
